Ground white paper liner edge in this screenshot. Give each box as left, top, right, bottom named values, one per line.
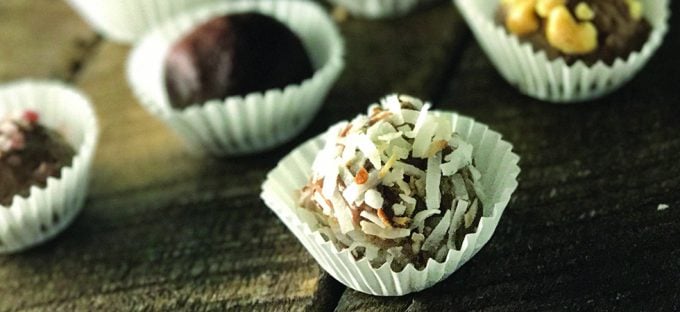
left=327, top=0, right=440, bottom=19
left=454, top=0, right=670, bottom=103
left=65, top=0, right=229, bottom=43
left=260, top=111, right=520, bottom=296
left=127, top=0, right=345, bottom=156
left=0, top=80, right=99, bottom=254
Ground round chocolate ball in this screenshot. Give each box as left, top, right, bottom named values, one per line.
left=164, top=13, right=315, bottom=109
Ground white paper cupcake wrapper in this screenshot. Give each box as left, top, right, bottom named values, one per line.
left=66, top=0, right=230, bottom=43
left=327, top=0, right=439, bottom=19
left=454, top=0, right=670, bottom=103
left=0, top=81, right=99, bottom=254
left=261, top=111, right=520, bottom=296
left=127, top=0, right=345, bottom=156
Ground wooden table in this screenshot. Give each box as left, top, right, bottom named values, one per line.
left=1, top=0, right=679, bottom=310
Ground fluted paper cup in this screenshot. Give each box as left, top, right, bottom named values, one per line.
left=454, top=0, right=670, bottom=103
left=327, top=0, right=441, bottom=19
left=0, top=81, right=98, bottom=254
left=261, top=111, right=520, bottom=296
left=65, top=0, right=227, bottom=43
left=128, top=0, right=345, bottom=156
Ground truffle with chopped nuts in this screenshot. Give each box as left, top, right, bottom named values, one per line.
left=0, top=110, right=75, bottom=206
left=497, top=0, right=652, bottom=65
left=164, top=12, right=315, bottom=109
left=299, top=95, right=486, bottom=270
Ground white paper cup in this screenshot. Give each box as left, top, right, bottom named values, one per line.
left=127, top=0, right=345, bottom=156
left=261, top=111, right=520, bottom=296
left=327, top=0, right=441, bottom=19
left=65, top=0, right=229, bottom=43
left=0, top=81, right=99, bottom=254
left=454, top=0, right=670, bottom=103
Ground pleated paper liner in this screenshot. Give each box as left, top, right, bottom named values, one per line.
left=454, top=0, right=670, bottom=103
left=127, top=0, right=345, bottom=156
left=66, top=0, right=228, bottom=43
left=0, top=81, right=99, bottom=254
left=261, top=111, right=520, bottom=296
left=327, top=0, right=441, bottom=19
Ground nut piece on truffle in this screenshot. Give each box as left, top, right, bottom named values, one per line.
left=164, top=13, right=315, bottom=109
left=498, top=0, right=652, bottom=65
left=299, top=95, right=486, bottom=270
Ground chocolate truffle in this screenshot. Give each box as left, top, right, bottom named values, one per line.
left=164, top=13, right=315, bottom=109
left=0, top=110, right=76, bottom=206
left=498, top=0, right=652, bottom=65
left=299, top=95, right=485, bottom=270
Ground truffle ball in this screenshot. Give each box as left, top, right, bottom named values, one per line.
left=164, top=13, right=315, bottom=109
left=498, top=0, right=652, bottom=65
left=0, top=111, right=75, bottom=206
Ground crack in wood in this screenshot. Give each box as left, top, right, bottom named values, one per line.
left=65, top=35, right=103, bottom=83
left=306, top=273, right=345, bottom=312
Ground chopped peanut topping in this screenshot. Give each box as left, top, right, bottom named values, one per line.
left=546, top=6, right=598, bottom=54
left=574, top=2, right=595, bottom=21
left=624, top=0, right=643, bottom=21
left=505, top=0, right=539, bottom=36
left=355, top=167, right=369, bottom=184
left=331, top=5, right=349, bottom=23
left=535, top=0, right=565, bottom=17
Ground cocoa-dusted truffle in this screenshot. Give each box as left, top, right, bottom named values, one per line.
left=164, top=13, right=315, bottom=109
left=0, top=110, right=76, bottom=206
left=299, top=95, right=486, bottom=270
left=498, top=0, right=652, bottom=65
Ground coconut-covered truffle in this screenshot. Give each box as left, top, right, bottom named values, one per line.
left=498, top=0, right=652, bottom=65
left=299, top=95, right=486, bottom=270
left=0, top=110, right=75, bottom=206
left=164, top=12, right=315, bottom=109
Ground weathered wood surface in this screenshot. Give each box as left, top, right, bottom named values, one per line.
left=1, top=0, right=679, bottom=310
left=0, top=0, right=98, bottom=82
left=335, top=1, right=680, bottom=311
left=0, top=1, right=472, bottom=311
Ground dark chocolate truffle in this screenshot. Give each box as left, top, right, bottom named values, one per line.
left=498, top=0, right=652, bottom=65
left=0, top=111, right=76, bottom=206
left=164, top=13, right=315, bottom=109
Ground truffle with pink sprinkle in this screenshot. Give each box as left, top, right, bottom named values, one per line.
left=1, top=110, right=75, bottom=206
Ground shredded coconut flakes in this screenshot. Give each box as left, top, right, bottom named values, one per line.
left=300, top=94, right=486, bottom=269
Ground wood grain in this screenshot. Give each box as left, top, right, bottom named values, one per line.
left=0, top=0, right=98, bottom=82
left=335, top=1, right=680, bottom=310
left=0, top=1, right=470, bottom=311
left=3, top=0, right=678, bottom=310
